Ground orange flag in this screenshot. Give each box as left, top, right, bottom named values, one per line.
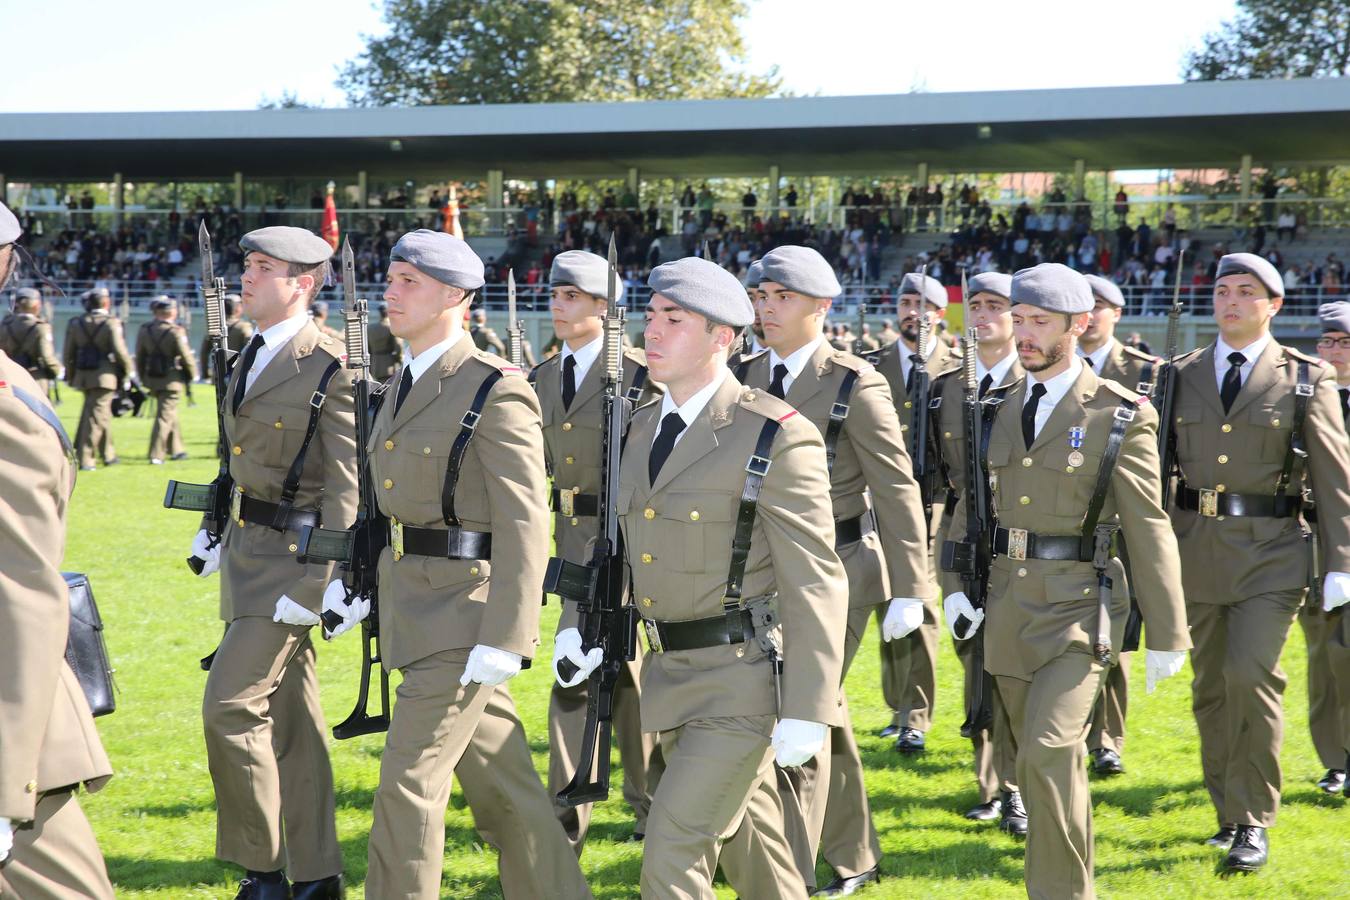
left=322, top=181, right=340, bottom=250
left=443, top=184, right=463, bottom=240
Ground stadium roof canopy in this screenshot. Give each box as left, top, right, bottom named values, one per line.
left=2, top=77, right=1349, bottom=181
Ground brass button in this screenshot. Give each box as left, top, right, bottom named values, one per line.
left=689, top=510, right=700, bottom=521
left=744, top=391, right=757, bottom=401
left=736, top=647, right=745, bottom=658
left=572, top=486, right=581, bottom=494
left=232, top=445, right=242, bottom=455
left=1022, top=457, right=1033, bottom=467
left=1017, top=567, right=1028, bottom=578
left=1272, top=418, right=1281, bottom=427
left=569, top=517, right=579, bottom=526
left=644, top=507, right=656, bottom=520
left=383, top=478, right=394, bottom=489
left=1083, top=587, right=1093, bottom=596
left=274, top=420, right=283, bottom=430
left=384, top=439, right=395, bottom=450
left=565, top=456, right=575, bottom=465
left=642, top=597, right=653, bottom=607
left=1217, top=515, right=1226, bottom=522
left=288, top=543, right=298, bottom=552
left=562, top=422, right=573, bottom=431
left=900, top=424, right=909, bottom=432
left=641, top=553, right=653, bottom=564
left=943, top=431, right=952, bottom=439
left=1221, top=423, right=1232, bottom=433
left=469, top=566, right=479, bottom=576
left=1217, top=454, right=1229, bottom=465
left=25, top=780, right=36, bottom=793
left=1216, top=484, right=1226, bottom=492
left=423, top=447, right=432, bottom=455
left=1019, top=495, right=1031, bottom=505
left=1066, top=466, right=1076, bottom=473
left=904, top=400, right=913, bottom=409
left=1176, top=416, right=1184, bottom=423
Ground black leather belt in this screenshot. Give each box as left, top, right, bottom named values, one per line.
left=550, top=488, right=599, bottom=518
left=641, top=608, right=756, bottom=654
left=834, top=511, right=876, bottom=548
left=390, top=519, right=492, bottom=561
left=1176, top=485, right=1302, bottom=519
left=235, top=493, right=319, bottom=533
left=992, top=527, right=1091, bottom=562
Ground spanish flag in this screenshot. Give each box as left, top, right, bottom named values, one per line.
left=322, top=181, right=339, bottom=251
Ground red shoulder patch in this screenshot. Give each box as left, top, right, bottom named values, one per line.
left=501, top=366, right=523, bottom=374
left=777, top=410, right=798, bottom=422
left=1135, top=395, right=1150, bottom=406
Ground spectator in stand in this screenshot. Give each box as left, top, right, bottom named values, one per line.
left=1114, top=187, right=1129, bottom=223
left=1277, top=210, right=1297, bottom=242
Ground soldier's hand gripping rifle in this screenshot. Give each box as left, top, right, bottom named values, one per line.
left=506, top=269, right=525, bottom=369
left=295, top=238, right=391, bottom=739
left=163, top=221, right=233, bottom=575
left=544, top=234, right=638, bottom=806
left=909, top=265, right=936, bottom=529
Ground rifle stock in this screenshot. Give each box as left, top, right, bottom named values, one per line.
left=908, top=266, right=935, bottom=528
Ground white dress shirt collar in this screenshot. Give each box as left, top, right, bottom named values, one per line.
left=242, top=312, right=309, bottom=395
left=405, top=333, right=464, bottom=386
left=1022, top=355, right=1084, bottom=441
left=1077, top=340, right=1114, bottom=373
left=1215, top=332, right=1273, bottom=387
left=655, top=366, right=730, bottom=446
left=767, top=335, right=825, bottom=394
left=560, top=333, right=603, bottom=388
left=977, top=348, right=1017, bottom=386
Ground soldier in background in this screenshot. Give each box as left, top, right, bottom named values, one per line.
left=135, top=296, right=197, bottom=464
left=309, top=300, right=344, bottom=342
left=366, top=302, right=403, bottom=381
left=470, top=306, right=508, bottom=355
left=64, top=288, right=133, bottom=471
left=0, top=286, right=61, bottom=397
left=877, top=319, right=900, bottom=348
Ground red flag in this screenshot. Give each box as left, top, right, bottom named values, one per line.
left=322, top=182, right=339, bottom=251
left=443, top=184, right=463, bottom=240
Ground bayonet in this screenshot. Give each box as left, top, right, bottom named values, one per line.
left=507, top=269, right=525, bottom=369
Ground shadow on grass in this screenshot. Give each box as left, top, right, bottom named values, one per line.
left=1088, top=778, right=1207, bottom=817
left=131, top=800, right=215, bottom=818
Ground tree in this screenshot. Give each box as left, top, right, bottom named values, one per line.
left=337, top=0, right=780, bottom=107
left=1182, top=0, right=1350, bottom=80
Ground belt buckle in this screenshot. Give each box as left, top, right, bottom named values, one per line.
left=1198, top=488, right=1219, bottom=518
left=560, top=488, right=575, bottom=518
left=390, top=517, right=404, bottom=561
left=643, top=619, right=664, bottom=654
left=1006, top=527, right=1028, bottom=561
left=231, top=486, right=244, bottom=527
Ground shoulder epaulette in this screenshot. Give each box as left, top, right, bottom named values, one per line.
left=1100, top=379, right=1144, bottom=403
left=827, top=350, right=875, bottom=376
left=737, top=385, right=796, bottom=422
left=1121, top=344, right=1159, bottom=363
left=472, top=350, right=526, bottom=377
left=1284, top=345, right=1325, bottom=367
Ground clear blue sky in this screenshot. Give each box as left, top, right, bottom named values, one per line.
left=0, top=0, right=1238, bottom=112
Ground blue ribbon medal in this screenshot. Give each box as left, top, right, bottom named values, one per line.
left=1067, top=426, right=1086, bottom=468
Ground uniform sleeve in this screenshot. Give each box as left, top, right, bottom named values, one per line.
left=294, top=364, right=359, bottom=601
left=849, top=370, right=931, bottom=598
left=111, top=320, right=134, bottom=377
left=177, top=329, right=199, bottom=381
left=1111, top=402, right=1191, bottom=652
left=477, top=375, right=549, bottom=658
left=38, top=324, right=59, bottom=374
left=1305, top=364, right=1350, bottom=572
left=760, top=416, right=848, bottom=726
left=62, top=320, right=76, bottom=378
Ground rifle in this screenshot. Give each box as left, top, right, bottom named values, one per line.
left=163, top=221, right=233, bottom=575
left=296, top=237, right=391, bottom=739
left=853, top=297, right=867, bottom=356
left=506, top=269, right=525, bottom=368
left=908, top=265, right=935, bottom=528
left=42, top=298, right=61, bottom=406
left=941, top=325, right=996, bottom=732
left=544, top=233, right=638, bottom=806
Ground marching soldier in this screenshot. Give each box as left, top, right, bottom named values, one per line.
left=561, top=256, right=849, bottom=898
left=470, top=306, right=508, bottom=355
left=191, top=226, right=357, bottom=899
left=366, top=301, right=403, bottom=381
left=1302, top=300, right=1350, bottom=796
left=724, top=245, right=929, bottom=895
left=856, top=323, right=880, bottom=353
left=538, top=250, right=663, bottom=852
left=1169, top=253, right=1350, bottom=871
left=201, top=294, right=255, bottom=381
left=929, top=271, right=1025, bottom=834
left=320, top=230, right=589, bottom=898
left=0, top=200, right=116, bottom=899
left=309, top=300, right=344, bottom=343
left=877, top=319, right=900, bottom=349
left=135, top=296, right=198, bottom=464
left=0, top=286, right=61, bottom=397
left=1079, top=273, right=1162, bottom=777
left=64, top=287, right=133, bottom=471
left=727, top=259, right=767, bottom=367
left=948, top=262, right=1189, bottom=899
left=872, top=271, right=959, bottom=751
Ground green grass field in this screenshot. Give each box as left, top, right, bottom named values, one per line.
left=57, top=398, right=1349, bottom=898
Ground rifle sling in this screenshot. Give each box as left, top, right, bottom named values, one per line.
left=441, top=369, right=505, bottom=526
left=268, top=359, right=343, bottom=530
left=823, top=369, right=859, bottom=474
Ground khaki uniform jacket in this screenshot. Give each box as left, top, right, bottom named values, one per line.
left=873, top=335, right=962, bottom=417
left=0, top=313, right=59, bottom=378
left=209, top=321, right=359, bottom=621
left=1171, top=341, right=1350, bottom=602
left=619, top=375, right=849, bottom=733
left=1091, top=338, right=1158, bottom=395
left=532, top=345, right=661, bottom=632
left=367, top=319, right=403, bottom=381
left=472, top=324, right=507, bottom=356
left=0, top=352, right=112, bottom=821
left=63, top=310, right=132, bottom=390
left=135, top=320, right=198, bottom=388
left=953, top=366, right=1191, bottom=679
left=369, top=333, right=548, bottom=669
left=741, top=342, right=930, bottom=603
left=200, top=319, right=257, bottom=380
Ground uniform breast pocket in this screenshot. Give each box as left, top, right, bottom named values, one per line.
left=1172, top=400, right=1206, bottom=457
left=403, top=428, right=453, bottom=483
left=1044, top=570, right=1097, bottom=605
left=985, top=440, right=1011, bottom=511
left=251, top=401, right=312, bottom=469
left=1249, top=403, right=1292, bottom=464
left=1047, top=448, right=1103, bottom=516
left=661, top=491, right=735, bottom=572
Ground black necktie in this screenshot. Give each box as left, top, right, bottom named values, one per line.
left=393, top=366, right=413, bottom=415
left=769, top=363, right=789, bottom=399
left=1220, top=351, right=1246, bottom=413
left=232, top=333, right=265, bottom=414
left=1022, top=382, right=1047, bottom=449
left=905, top=360, right=917, bottom=397
left=1083, top=356, right=1095, bottom=369
left=648, top=411, right=687, bottom=485
left=1339, top=387, right=1349, bottom=422
left=562, top=354, right=577, bottom=410
left=978, top=373, right=993, bottom=399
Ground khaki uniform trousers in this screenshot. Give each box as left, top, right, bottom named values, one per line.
left=202, top=617, right=341, bottom=882
left=1188, top=591, right=1302, bottom=827
left=997, top=650, right=1107, bottom=900
left=1087, top=651, right=1131, bottom=755
left=366, top=650, right=592, bottom=900
left=147, top=386, right=185, bottom=461
left=0, top=790, right=114, bottom=900
left=1300, top=607, right=1350, bottom=770
left=642, top=716, right=805, bottom=900
left=73, top=387, right=115, bottom=468
left=546, top=654, right=660, bottom=851
left=954, top=636, right=1018, bottom=802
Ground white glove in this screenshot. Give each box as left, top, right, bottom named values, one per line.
left=460, top=644, right=523, bottom=687
left=1146, top=649, right=1187, bottom=694
left=273, top=594, right=321, bottom=627
left=943, top=591, right=984, bottom=640
left=881, top=597, right=925, bottom=641
left=0, top=815, right=11, bottom=864
left=190, top=528, right=221, bottom=577
left=1322, top=571, right=1350, bottom=612
left=772, top=718, right=829, bottom=768
left=552, top=627, right=604, bottom=688
left=321, top=578, right=369, bottom=640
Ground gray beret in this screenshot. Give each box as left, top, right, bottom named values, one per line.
left=1083, top=274, right=1125, bottom=308
left=746, top=259, right=764, bottom=287
left=15, top=287, right=41, bottom=303
left=549, top=250, right=610, bottom=297
left=967, top=272, right=1012, bottom=301
left=390, top=229, right=485, bottom=290
left=759, top=245, right=842, bottom=299
left=648, top=257, right=754, bottom=328
left=900, top=272, right=948, bottom=309
left=1215, top=252, right=1283, bottom=298
left=1319, top=301, right=1350, bottom=335
left=1010, top=263, right=1093, bottom=314
left=150, top=296, right=176, bottom=312
left=0, top=201, right=20, bottom=245
left=310, top=300, right=329, bottom=316
left=239, top=226, right=334, bottom=266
